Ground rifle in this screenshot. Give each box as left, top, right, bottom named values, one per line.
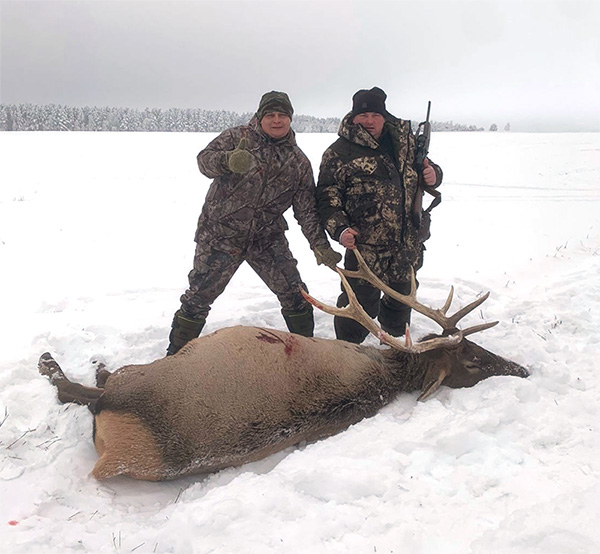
left=412, top=101, right=441, bottom=231
left=414, top=101, right=431, bottom=174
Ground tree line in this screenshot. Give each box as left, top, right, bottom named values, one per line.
left=0, top=103, right=484, bottom=133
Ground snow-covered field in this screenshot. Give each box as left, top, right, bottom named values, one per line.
left=1, top=130, right=599, bottom=554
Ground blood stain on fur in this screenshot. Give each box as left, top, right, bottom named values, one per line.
left=256, top=331, right=283, bottom=345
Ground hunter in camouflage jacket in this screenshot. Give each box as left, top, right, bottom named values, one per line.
left=316, top=86, right=442, bottom=344
left=195, top=117, right=330, bottom=254
left=167, top=91, right=344, bottom=356
left=316, top=112, right=443, bottom=282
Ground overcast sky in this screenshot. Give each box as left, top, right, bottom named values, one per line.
left=1, top=0, right=599, bottom=131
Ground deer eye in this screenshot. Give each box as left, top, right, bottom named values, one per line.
left=462, top=360, right=481, bottom=374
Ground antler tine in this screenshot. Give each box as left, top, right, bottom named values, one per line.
left=445, top=291, right=491, bottom=329
left=339, top=250, right=413, bottom=304
left=460, top=320, right=499, bottom=337
left=441, top=286, right=454, bottom=315
left=300, top=269, right=383, bottom=342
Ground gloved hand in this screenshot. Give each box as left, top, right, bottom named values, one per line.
left=227, top=138, right=252, bottom=174
left=314, top=244, right=342, bottom=268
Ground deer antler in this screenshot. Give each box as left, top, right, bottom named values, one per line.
left=301, top=249, right=497, bottom=354
left=340, top=249, right=498, bottom=337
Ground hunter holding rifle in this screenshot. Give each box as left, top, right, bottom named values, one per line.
left=316, top=87, right=443, bottom=344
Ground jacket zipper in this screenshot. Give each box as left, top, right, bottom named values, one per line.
left=249, top=138, right=274, bottom=241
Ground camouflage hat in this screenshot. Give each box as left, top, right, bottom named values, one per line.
left=351, top=87, right=388, bottom=117
left=257, top=91, right=294, bottom=121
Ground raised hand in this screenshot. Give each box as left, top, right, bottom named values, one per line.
left=227, top=138, right=252, bottom=174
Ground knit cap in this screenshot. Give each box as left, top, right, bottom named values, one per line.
left=351, top=87, right=388, bottom=116
left=257, top=91, right=294, bottom=121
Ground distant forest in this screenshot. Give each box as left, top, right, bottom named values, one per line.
left=0, top=103, right=485, bottom=132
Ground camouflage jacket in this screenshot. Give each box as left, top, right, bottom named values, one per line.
left=316, top=113, right=442, bottom=277
left=195, top=117, right=329, bottom=253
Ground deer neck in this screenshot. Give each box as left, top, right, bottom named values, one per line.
left=377, top=348, right=428, bottom=394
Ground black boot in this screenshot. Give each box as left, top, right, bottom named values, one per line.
left=333, top=287, right=379, bottom=344
left=379, top=289, right=412, bottom=337
left=166, top=310, right=206, bottom=356
left=334, top=315, right=370, bottom=344
left=282, top=307, right=314, bottom=337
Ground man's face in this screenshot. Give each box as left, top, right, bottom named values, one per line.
left=260, top=112, right=291, bottom=139
left=352, top=112, right=385, bottom=140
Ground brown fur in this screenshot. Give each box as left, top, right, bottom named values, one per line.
left=39, top=325, right=528, bottom=481
left=93, top=411, right=166, bottom=480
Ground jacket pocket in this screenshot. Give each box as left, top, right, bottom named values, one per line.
left=350, top=199, right=377, bottom=221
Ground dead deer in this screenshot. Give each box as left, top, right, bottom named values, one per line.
left=38, top=250, right=528, bottom=481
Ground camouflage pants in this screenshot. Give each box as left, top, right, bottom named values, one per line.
left=334, top=247, right=419, bottom=344
left=179, top=234, right=310, bottom=320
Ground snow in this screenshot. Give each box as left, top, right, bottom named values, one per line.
left=1, top=130, right=599, bottom=554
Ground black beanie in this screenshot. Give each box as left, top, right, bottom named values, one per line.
left=351, top=87, right=388, bottom=117
left=257, top=91, right=294, bottom=121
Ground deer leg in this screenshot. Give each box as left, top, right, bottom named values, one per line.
left=92, top=359, right=112, bottom=388
left=38, top=353, right=103, bottom=412
left=38, top=352, right=68, bottom=381
left=95, top=367, right=112, bottom=388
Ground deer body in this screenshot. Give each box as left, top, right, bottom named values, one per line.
left=79, top=327, right=429, bottom=480
left=39, top=250, right=529, bottom=481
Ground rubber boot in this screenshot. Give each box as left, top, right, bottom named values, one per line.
left=333, top=287, right=379, bottom=344
left=378, top=286, right=413, bottom=337
left=334, top=314, right=370, bottom=344
left=166, top=310, right=206, bottom=356
left=282, top=307, right=314, bottom=337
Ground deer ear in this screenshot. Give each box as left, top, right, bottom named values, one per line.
left=417, top=354, right=452, bottom=401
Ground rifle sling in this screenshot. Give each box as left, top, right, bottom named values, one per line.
left=412, top=185, right=441, bottom=230
left=423, top=186, right=441, bottom=214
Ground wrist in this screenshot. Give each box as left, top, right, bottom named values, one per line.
left=337, top=227, right=351, bottom=243
left=339, top=227, right=354, bottom=244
